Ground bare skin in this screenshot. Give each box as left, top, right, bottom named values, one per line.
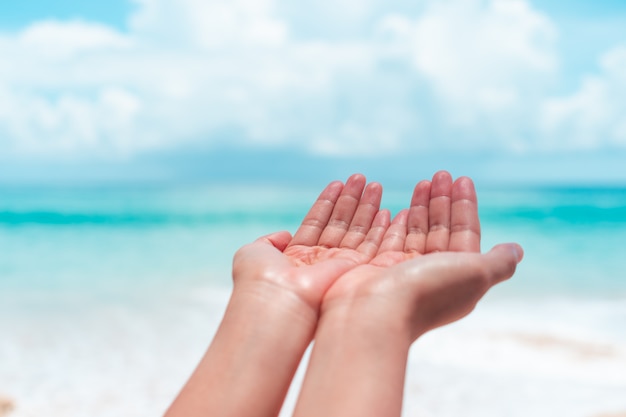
left=293, top=171, right=523, bottom=417
left=164, top=174, right=390, bottom=417
left=164, top=171, right=523, bottom=417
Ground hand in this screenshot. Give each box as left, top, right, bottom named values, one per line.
left=293, top=172, right=523, bottom=417
left=232, top=174, right=389, bottom=321
left=165, top=174, right=391, bottom=417
left=322, top=171, right=523, bottom=340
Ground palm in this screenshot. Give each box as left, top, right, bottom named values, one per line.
left=233, top=174, right=388, bottom=313
left=283, top=245, right=368, bottom=268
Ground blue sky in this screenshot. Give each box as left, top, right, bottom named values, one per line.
left=0, top=0, right=625, bottom=185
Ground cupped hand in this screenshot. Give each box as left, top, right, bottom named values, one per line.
left=232, top=174, right=390, bottom=318
left=322, top=171, right=523, bottom=339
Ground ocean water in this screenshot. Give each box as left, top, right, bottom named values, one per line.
left=1, top=184, right=625, bottom=296
left=1, top=182, right=626, bottom=416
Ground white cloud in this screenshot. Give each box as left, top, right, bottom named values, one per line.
left=129, top=0, right=288, bottom=48
left=0, top=0, right=624, bottom=162
left=540, top=46, right=626, bottom=150
left=408, top=0, right=557, bottom=126
left=0, top=0, right=398, bottom=158
left=18, top=20, right=133, bottom=59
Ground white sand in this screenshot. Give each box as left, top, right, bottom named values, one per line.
left=2, top=289, right=625, bottom=417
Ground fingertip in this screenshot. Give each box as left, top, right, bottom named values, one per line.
left=511, top=243, right=524, bottom=262
left=454, top=175, right=474, bottom=186
left=483, top=243, right=523, bottom=284
left=391, top=209, right=409, bottom=225
left=411, top=180, right=431, bottom=206
left=414, top=179, right=431, bottom=189
left=261, top=230, right=293, bottom=251
left=490, top=243, right=524, bottom=263
left=452, top=176, right=477, bottom=200
left=430, top=171, right=453, bottom=197
left=317, top=181, right=344, bottom=204
left=362, top=181, right=384, bottom=205
left=347, top=173, right=367, bottom=185
left=341, top=173, right=367, bottom=199
left=324, top=180, right=344, bottom=195
left=327, top=180, right=344, bottom=189
left=432, top=170, right=452, bottom=182
left=374, top=208, right=391, bottom=226
left=367, top=181, right=383, bottom=193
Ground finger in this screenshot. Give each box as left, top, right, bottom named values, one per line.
left=233, top=231, right=294, bottom=276
left=377, top=209, right=408, bottom=254
left=339, top=182, right=383, bottom=249
left=405, top=180, right=431, bottom=254
left=258, top=230, right=293, bottom=251
left=356, top=209, right=391, bottom=258
left=484, top=243, right=524, bottom=285
left=289, top=181, right=344, bottom=247
left=318, top=174, right=367, bottom=248
left=448, top=176, right=481, bottom=253
left=425, top=170, right=453, bottom=253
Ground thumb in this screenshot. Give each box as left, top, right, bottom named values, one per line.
left=484, top=243, right=524, bottom=284
left=255, top=231, right=293, bottom=251
left=233, top=231, right=293, bottom=273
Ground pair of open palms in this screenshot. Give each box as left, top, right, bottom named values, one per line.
left=233, top=171, right=521, bottom=340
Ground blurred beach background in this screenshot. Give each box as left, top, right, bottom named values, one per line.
left=1, top=1, right=626, bottom=416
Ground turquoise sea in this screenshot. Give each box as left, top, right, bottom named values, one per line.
left=1, top=183, right=624, bottom=298
left=1, top=182, right=626, bottom=417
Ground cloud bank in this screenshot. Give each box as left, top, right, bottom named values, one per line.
left=0, top=0, right=625, bottom=162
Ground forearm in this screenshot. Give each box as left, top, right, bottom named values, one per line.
left=294, top=304, right=412, bottom=417
left=165, top=283, right=316, bottom=417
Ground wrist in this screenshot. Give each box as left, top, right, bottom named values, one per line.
left=320, top=282, right=415, bottom=346
left=230, top=279, right=319, bottom=333
left=321, top=293, right=416, bottom=347
left=295, top=299, right=411, bottom=417
left=172, top=281, right=317, bottom=417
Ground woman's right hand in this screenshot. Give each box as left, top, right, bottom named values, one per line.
left=321, top=171, right=523, bottom=341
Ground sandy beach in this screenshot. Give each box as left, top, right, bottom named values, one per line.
left=2, top=286, right=625, bottom=417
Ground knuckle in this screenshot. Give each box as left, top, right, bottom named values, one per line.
left=327, top=218, right=351, bottom=230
